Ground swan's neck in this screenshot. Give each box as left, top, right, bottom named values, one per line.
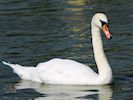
left=91, top=25, right=112, bottom=83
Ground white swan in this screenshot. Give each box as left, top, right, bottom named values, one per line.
left=2, top=13, right=113, bottom=85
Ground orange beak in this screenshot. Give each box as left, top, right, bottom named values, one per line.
left=102, top=24, right=112, bottom=40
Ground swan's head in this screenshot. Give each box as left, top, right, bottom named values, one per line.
left=91, top=13, right=112, bottom=39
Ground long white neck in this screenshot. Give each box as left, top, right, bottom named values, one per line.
left=91, top=25, right=112, bottom=83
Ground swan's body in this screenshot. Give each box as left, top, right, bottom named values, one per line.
left=2, top=13, right=113, bottom=85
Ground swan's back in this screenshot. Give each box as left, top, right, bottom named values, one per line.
left=36, top=58, right=98, bottom=85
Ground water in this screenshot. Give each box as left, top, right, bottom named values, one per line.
left=0, top=0, right=133, bottom=99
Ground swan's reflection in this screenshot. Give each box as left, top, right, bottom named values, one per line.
left=15, top=80, right=113, bottom=100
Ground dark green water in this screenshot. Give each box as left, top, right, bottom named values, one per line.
left=0, top=0, right=133, bottom=100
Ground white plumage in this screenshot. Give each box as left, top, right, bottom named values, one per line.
left=2, top=13, right=113, bottom=85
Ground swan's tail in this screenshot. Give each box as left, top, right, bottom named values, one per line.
left=2, top=61, right=17, bottom=69
left=2, top=61, right=35, bottom=81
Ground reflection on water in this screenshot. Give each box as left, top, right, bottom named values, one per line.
left=15, top=80, right=112, bottom=100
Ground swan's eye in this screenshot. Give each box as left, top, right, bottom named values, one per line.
left=100, top=20, right=108, bottom=26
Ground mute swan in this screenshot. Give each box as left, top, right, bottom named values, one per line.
left=2, top=13, right=113, bottom=85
